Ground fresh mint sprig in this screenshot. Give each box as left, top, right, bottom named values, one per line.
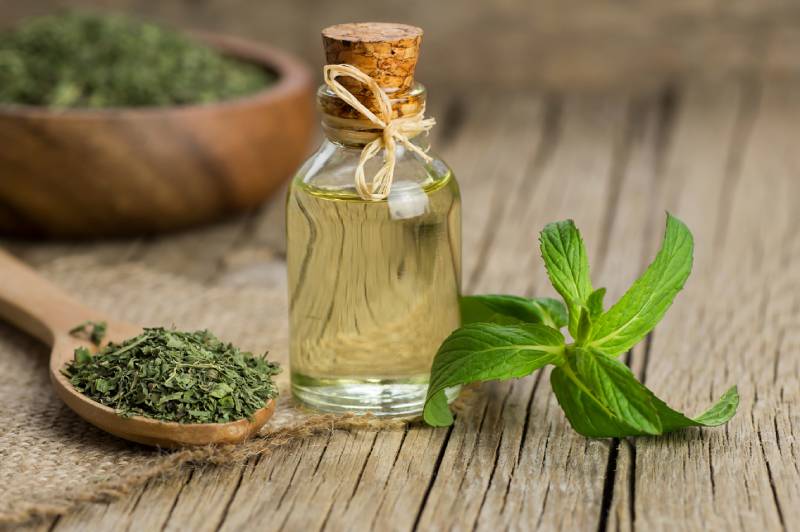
left=423, top=213, right=739, bottom=437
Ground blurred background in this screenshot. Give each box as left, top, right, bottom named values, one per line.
left=3, top=0, right=800, bottom=91
left=1, top=0, right=797, bottom=240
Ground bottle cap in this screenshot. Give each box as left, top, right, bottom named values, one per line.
left=321, top=22, right=424, bottom=119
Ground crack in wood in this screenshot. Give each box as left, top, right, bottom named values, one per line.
left=345, top=432, right=379, bottom=510
left=704, top=431, right=716, bottom=499
left=47, top=515, right=61, bottom=531
left=639, top=334, right=653, bottom=387
left=160, top=469, right=194, bottom=532
left=311, top=433, right=334, bottom=480
left=515, top=370, right=546, bottom=476
left=451, top=402, right=492, bottom=501
left=757, top=429, right=787, bottom=531
left=372, top=426, right=409, bottom=502
left=471, top=383, right=517, bottom=530
left=773, top=327, right=785, bottom=385
left=276, top=444, right=306, bottom=510
left=317, top=500, right=336, bottom=532
left=213, top=464, right=248, bottom=532
left=534, top=482, right=551, bottom=530
left=411, top=425, right=453, bottom=532
left=597, top=439, right=621, bottom=532
left=472, top=423, right=505, bottom=532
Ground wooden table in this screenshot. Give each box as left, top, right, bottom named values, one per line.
left=11, top=77, right=800, bottom=531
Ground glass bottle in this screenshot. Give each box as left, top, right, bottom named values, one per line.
left=286, top=23, right=461, bottom=416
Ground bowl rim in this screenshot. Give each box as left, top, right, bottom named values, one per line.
left=0, top=31, right=313, bottom=118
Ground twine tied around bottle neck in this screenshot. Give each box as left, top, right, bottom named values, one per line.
left=322, top=64, right=436, bottom=201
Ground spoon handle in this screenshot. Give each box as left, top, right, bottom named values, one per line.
left=0, top=249, right=102, bottom=345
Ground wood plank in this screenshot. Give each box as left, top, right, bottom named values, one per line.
left=625, top=77, right=800, bottom=530
left=475, top=92, right=664, bottom=532
left=206, top=436, right=329, bottom=531
left=418, top=91, right=643, bottom=531
left=51, top=471, right=191, bottom=532
left=602, top=80, right=748, bottom=531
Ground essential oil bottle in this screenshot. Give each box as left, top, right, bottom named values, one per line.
left=286, top=23, right=461, bottom=416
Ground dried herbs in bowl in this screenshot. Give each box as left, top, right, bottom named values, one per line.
left=63, top=327, right=280, bottom=424
left=0, top=10, right=273, bottom=108
left=0, top=10, right=313, bottom=238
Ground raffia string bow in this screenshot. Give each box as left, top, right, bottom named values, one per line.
left=322, top=64, right=436, bottom=200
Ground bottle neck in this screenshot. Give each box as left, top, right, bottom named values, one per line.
left=317, top=82, right=428, bottom=148
left=320, top=130, right=431, bottom=153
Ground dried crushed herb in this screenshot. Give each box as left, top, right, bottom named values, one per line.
left=69, top=320, right=107, bottom=346
left=63, top=327, right=280, bottom=424
left=0, top=11, right=273, bottom=108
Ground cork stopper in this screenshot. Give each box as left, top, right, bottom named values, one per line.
left=321, top=22, right=424, bottom=120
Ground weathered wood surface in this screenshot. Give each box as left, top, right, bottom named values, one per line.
left=7, top=77, right=800, bottom=531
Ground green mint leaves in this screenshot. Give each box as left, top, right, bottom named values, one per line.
left=460, top=295, right=567, bottom=329
left=539, top=221, right=594, bottom=337
left=423, top=213, right=739, bottom=438
left=551, top=349, right=737, bottom=437
left=588, top=215, right=694, bottom=356
left=424, top=323, right=565, bottom=426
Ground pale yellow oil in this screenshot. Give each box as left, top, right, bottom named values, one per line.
left=287, top=173, right=461, bottom=415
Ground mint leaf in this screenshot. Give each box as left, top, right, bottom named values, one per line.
left=552, top=350, right=662, bottom=437
left=73, top=346, right=92, bottom=364
left=587, top=288, right=606, bottom=318
left=460, top=295, right=567, bottom=329
left=539, top=220, right=593, bottom=337
left=552, top=349, right=739, bottom=437
left=533, top=298, right=569, bottom=329
left=423, top=323, right=565, bottom=426
left=692, top=387, right=739, bottom=425
left=649, top=385, right=740, bottom=431
left=576, top=352, right=662, bottom=434
left=588, top=214, right=693, bottom=356
left=575, top=307, right=592, bottom=344
left=551, top=367, right=647, bottom=437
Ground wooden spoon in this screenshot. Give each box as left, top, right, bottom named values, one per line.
left=0, top=249, right=275, bottom=448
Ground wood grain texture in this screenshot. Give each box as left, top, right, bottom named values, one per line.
left=6, top=76, right=800, bottom=531
left=0, top=34, right=314, bottom=238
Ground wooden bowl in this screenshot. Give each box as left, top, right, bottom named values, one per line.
left=0, top=33, right=314, bottom=238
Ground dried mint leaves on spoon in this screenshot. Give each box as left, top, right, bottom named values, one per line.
left=63, top=328, right=280, bottom=424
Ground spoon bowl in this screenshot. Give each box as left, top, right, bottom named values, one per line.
left=0, top=250, right=276, bottom=447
